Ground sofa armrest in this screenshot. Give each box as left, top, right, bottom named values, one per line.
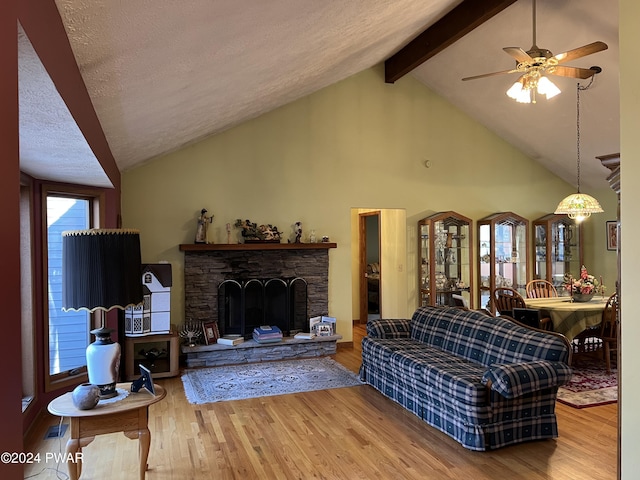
left=366, top=318, right=411, bottom=339
left=481, top=361, right=573, bottom=399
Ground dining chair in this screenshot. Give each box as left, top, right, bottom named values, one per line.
left=512, top=307, right=553, bottom=331
left=451, top=294, right=469, bottom=309
left=598, top=292, right=619, bottom=373
left=491, top=287, right=527, bottom=317
left=525, top=279, right=558, bottom=299
left=571, top=292, right=618, bottom=372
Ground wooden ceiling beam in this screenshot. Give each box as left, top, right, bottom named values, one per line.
left=385, top=0, right=518, bottom=84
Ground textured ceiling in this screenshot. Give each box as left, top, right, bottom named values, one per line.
left=18, top=26, right=112, bottom=188
left=18, top=0, right=618, bottom=190
left=54, top=0, right=459, bottom=171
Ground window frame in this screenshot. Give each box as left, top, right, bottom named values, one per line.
left=20, top=175, right=36, bottom=413
left=42, top=184, right=105, bottom=392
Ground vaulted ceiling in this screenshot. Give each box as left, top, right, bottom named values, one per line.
left=18, top=0, right=618, bottom=190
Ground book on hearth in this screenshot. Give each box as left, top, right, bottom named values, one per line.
left=294, top=332, right=316, bottom=339
left=217, top=335, right=244, bottom=346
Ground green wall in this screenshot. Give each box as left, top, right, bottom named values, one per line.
left=122, top=64, right=617, bottom=342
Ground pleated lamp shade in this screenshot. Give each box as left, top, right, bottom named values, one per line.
left=62, top=229, right=143, bottom=312
left=62, top=229, right=143, bottom=399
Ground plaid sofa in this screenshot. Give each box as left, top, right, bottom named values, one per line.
left=360, top=306, right=572, bottom=451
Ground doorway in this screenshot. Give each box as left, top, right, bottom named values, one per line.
left=359, top=211, right=381, bottom=323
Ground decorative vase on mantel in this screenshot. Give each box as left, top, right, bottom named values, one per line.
left=572, top=293, right=594, bottom=303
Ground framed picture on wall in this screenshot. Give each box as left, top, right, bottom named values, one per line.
left=606, top=221, right=618, bottom=251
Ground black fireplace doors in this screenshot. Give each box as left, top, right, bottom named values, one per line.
left=218, top=277, right=307, bottom=338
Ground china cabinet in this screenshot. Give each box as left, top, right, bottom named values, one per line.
left=478, top=212, right=529, bottom=312
left=533, top=214, right=583, bottom=292
left=418, top=212, right=473, bottom=308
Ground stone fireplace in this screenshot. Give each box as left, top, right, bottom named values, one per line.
left=180, top=243, right=337, bottom=337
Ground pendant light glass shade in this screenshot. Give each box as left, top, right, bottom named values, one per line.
left=554, top=192, right=603, bottom=222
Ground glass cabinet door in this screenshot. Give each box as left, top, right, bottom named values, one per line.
left=477, top=212, right=529, bottom=311
left=533, top=214, right=582, bottom=293
left=418, top=212, right=473, bottom=308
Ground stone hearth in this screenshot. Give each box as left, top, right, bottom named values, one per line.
left=182, top=335, right=342, bottom=368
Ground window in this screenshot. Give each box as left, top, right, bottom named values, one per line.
left=43, top=186, right=104, bottom=391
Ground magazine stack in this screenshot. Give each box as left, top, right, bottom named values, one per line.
left=252, top=325, right=283, bottom=344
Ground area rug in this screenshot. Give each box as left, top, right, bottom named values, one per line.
left=557, top=357, right=618, bottom=409
left=181, top=357, right=363, bottom=404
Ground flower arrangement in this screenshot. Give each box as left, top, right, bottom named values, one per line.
left=563, top=265, right=604, bottom=296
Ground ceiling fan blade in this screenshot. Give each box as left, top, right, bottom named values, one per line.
left=462, top=69, right=518, bottom=81
left=550, top=65, right=600, bottom=79
left=554, top=41, right=608, bottom=64
left=503, top=47, right=533, bottom=63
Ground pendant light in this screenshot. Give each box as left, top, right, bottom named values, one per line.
left=554, top=82, right=603, bottom=222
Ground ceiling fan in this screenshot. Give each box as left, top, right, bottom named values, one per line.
left=462, top=0, right=608, bottom=103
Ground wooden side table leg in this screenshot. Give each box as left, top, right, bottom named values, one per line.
left=125, top=427, right=150, bottom=480
left=139, top=427, right=151, bottom=479
left=65, top=438, right=81, bottom=480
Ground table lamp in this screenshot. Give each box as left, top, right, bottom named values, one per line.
left=62, top=229, right=143, bottom=398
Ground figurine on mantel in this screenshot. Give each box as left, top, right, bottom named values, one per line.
left=293, top=221, right=302, bottom=243
left=234, top=219, right=282, bottom=242
left=195, top=208, right=213, bottom=244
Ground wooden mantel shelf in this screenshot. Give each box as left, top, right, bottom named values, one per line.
left=179, top=242, right=337, bottom=252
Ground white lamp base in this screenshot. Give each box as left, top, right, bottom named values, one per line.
left=86, top=329, right=121, bottom=399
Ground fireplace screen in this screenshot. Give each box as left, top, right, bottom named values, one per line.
left=218, top=277, right=307, bottom=338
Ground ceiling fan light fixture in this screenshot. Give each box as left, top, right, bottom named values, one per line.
left=506, top=74, right=560, bottom=104
left=506, top=79, right=530, bottom=103
left=537, top=76, right=561, bottom=99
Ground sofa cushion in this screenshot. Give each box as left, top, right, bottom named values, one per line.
left=389, top=348, right=488, bottom=407
left=361, top=337, right=431, bottom=367
left=362, top=336, right=488, bottom=408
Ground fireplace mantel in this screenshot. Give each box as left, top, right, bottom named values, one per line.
left=179, top=242, right=337, bottom=252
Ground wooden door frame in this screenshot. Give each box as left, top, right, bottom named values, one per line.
left=359, top=211, right=381, bottom=323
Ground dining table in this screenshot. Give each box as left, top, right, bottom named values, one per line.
left=524, top=296, right=608, bottom=342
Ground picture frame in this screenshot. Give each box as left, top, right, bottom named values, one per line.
left=309, top=316, right=322, bottom=333
left=131, top=363, right=156, bottom=395
left=202, top=321, right=220, bottom=345
left=315, top=322, right=334, bottom=337
left=606, top=221, right=618, bottom=251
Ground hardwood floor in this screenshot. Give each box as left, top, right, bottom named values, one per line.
left=24, top=324, right=617, bottom=479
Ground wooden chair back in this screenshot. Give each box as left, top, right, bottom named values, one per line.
left=597, top=292, right=618, bottom=373
left=492, top=287, right=526, bottom=316
left=526, top=279, right=558, bottom=299
left=600, top=292, right=618, bottom=340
